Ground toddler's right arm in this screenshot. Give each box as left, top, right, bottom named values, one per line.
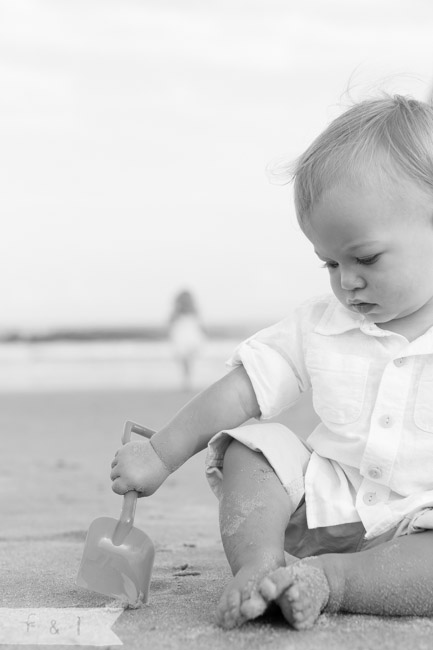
left=110, top=365, right=260, bottom=496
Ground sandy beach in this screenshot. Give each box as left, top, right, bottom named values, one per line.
left=2, top=387, right=433, bottom=649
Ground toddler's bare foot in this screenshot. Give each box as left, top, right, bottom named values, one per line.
left=217, top=561, right=280, bottom=629
left=259, top=559, right=330, bottom=630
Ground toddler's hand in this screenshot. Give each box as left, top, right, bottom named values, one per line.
left=110, top=439, right=171, bottom=497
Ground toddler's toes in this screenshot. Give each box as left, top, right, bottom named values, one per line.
left=260, top=566, right=295, bottom=601
left=259, top=562, right=330, bottom=631
left=280, top=583, right=311, bottom=629
left=217, top=589, right=246, bottom=629
left=239, top=591, right=268, bottom=620
left=217, top=562, right=284, bottom=630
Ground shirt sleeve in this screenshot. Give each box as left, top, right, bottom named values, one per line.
left=227, top=306, right=312, bottom=420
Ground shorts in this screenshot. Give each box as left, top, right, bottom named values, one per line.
left=205, top=422, right=433, bottom=557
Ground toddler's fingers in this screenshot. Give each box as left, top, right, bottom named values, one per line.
left=110, top=466, right=120, bottom=481
left=111, top=478, right=128, bottom=495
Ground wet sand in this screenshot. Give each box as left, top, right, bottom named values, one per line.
left=1, top=389, right=433, bottom=649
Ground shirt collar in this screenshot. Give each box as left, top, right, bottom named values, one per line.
left=314, top=296, right=433, bottom=351
left=405, top=327, right=433, bottom=356
left=314, top=297, right=391, bottom=337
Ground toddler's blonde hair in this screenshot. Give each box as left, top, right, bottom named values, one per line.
left=279, top=95, right=433, bottom=224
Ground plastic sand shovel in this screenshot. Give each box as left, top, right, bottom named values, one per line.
left=76, top=420, right=157, bottom=604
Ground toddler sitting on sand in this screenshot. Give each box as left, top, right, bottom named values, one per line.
left=111, top=94, right=433, bottom=629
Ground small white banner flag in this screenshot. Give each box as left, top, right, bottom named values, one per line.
left=0, top=608, right=123, bottom=646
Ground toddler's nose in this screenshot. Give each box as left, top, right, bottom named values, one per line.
left=340, top=268, right=366, bottom=291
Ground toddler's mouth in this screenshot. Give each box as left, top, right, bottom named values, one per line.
left=349, top=302, right=376, bottom=315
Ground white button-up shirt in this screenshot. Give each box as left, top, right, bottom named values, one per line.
left=228, top=294, right=433, bottom=539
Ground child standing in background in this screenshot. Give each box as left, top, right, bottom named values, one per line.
left=168, top=290, right=204, bottom=390
left=111, top=95, right=433, bottom=630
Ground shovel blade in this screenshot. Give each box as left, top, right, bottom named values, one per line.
left=77, top=517, right=155, bottom=604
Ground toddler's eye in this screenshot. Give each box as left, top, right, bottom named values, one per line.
left=321, top=261, right=338, bottom=269
left=356, top=254, right=380, bottom=265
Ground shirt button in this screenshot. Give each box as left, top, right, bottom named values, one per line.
left=393, top=357, right=406, bottom=367
left=363, top=492, right=378, bottom=506
left=368, top=467, right=382, bottom=480
left=379, top=415, right=393, bottom=428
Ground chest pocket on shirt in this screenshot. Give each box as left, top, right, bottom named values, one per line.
left=414, top=363, right=433, bottom=433
left=306, top=350, right=370, bottom=424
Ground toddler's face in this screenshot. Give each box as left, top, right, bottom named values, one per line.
left=303, top=178, right=433, bottom=332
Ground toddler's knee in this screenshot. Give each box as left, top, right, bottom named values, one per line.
left=223, top=439, right=250, bottom=467
left=224, top=438, right=262, bottom=467
left=223, top=438, right=270, bottom=474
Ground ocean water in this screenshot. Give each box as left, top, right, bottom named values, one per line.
left=0, top=339, right=239, bottom=392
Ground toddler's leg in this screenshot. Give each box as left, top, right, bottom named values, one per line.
left=217, top=439, right=298, bottom=629
left=260, top=530, right=433, bottom=629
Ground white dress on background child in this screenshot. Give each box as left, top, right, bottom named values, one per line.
left=170, top=313, right=204, bottom=361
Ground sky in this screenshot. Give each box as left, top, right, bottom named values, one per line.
left=1, top=0, right=433, bottom=331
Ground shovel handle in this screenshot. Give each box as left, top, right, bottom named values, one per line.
left=122, top=420, right=157, bottom=444
left=112, top=421, right=157, bottom=546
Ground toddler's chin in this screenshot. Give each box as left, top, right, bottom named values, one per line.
left=340, top=301, right=397, bottom=324
left=364, top=310, right=402, bottom=325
